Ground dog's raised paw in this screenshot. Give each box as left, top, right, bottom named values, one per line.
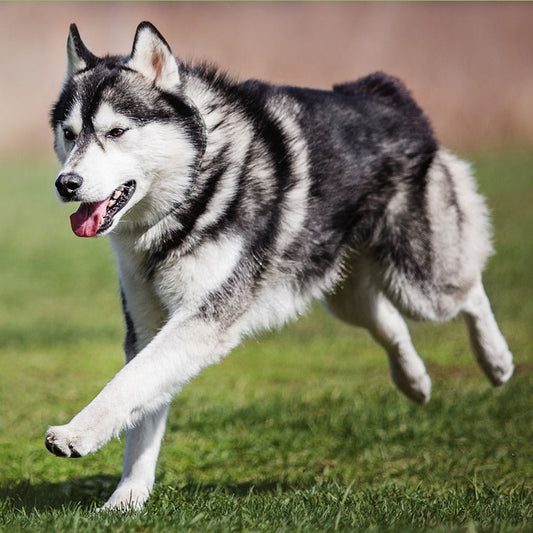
left=45, top=427, right=85, bottom=458
left=388, top=358, right=432, bottom=405
left=483, top=349, right=514, bottom=387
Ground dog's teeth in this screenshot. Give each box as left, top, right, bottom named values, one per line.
left=112, top=190, right=121, bottom=200
left=108, top=198, right=116, bottom=208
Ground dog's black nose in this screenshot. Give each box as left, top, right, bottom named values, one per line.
left=56, top=172, right=83, bottom=199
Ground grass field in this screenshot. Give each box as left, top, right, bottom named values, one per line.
left=0, top=152, right=531, bottom=531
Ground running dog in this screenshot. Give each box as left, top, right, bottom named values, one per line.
left=46, top=22, right=514, bottom=509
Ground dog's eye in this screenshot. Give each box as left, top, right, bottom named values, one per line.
left=63, top=128, right=76, bottom=141
left=107, top=128, right=126, bottom=139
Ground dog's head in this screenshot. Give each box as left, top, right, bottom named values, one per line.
left=51, top=22, right=205, bottom=237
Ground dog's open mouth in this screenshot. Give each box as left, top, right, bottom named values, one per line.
left=70, top=181, right=136, bottom=237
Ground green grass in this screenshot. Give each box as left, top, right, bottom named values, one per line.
left=0, top=151, right=531, bottom=531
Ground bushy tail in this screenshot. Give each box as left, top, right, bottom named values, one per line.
left=333, top=72, right=428, bottom=122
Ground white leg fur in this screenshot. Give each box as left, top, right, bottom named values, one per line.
left=98, top=280, right=170, bottom=510
left=367, top=294, right=432, bottom=404
left=462, top=281, right=514, bottom=386
left=327, top=260, right=432, bottom=404
left=45, top=317, right=239, bottom=462
left=101, top=404, right=170, bottom=510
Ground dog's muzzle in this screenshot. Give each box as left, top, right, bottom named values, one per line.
left=56, top=172, right=83, bottom=200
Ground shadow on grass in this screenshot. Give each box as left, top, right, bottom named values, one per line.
left=0, top=475, right=299, bottom=514
left=0, top=475, right=119, bottom=512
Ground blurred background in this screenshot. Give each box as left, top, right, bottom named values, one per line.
left=1, top=1, right=533, bottom=156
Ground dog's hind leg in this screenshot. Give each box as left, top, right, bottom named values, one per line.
left=461, top=280, right=514, bottom=386
left=369, top=295, right=432, bottom=404
left=327, top=259, right=431, bottom=404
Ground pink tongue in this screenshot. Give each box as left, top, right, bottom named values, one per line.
left=70, top=200, right=108, bottom=238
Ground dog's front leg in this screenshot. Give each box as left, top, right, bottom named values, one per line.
left=101, top=403, right=170, bottom=510
left=45, top=317, right=240, bottom=460
left=100, top=302, right=170, bottom=510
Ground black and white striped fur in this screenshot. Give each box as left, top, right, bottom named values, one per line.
left=46, top=22, right=513, bottom=509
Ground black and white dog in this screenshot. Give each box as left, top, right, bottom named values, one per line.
left=46, top=22, right=513, bottom=509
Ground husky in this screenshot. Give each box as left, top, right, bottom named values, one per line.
left=46, top=22, right=513, bottom=509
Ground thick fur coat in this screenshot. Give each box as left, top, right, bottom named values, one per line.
left=46, top=22, right=513, bottom=509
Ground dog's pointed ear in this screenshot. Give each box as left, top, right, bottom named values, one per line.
left=66, top=23, right=97, bottom=76
left=127, top=22, right=180, bottom=92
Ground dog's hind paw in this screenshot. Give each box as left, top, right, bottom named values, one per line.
left=399, top=371, right=432, bottom=405
left=45, top=426, right=92, bottom=458
left=389, top=360, right=432, bottom=405
left=483, top=349, right=514, bottom=387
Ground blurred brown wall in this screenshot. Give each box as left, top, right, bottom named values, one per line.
left=1, top=1, right=533, bottom=156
